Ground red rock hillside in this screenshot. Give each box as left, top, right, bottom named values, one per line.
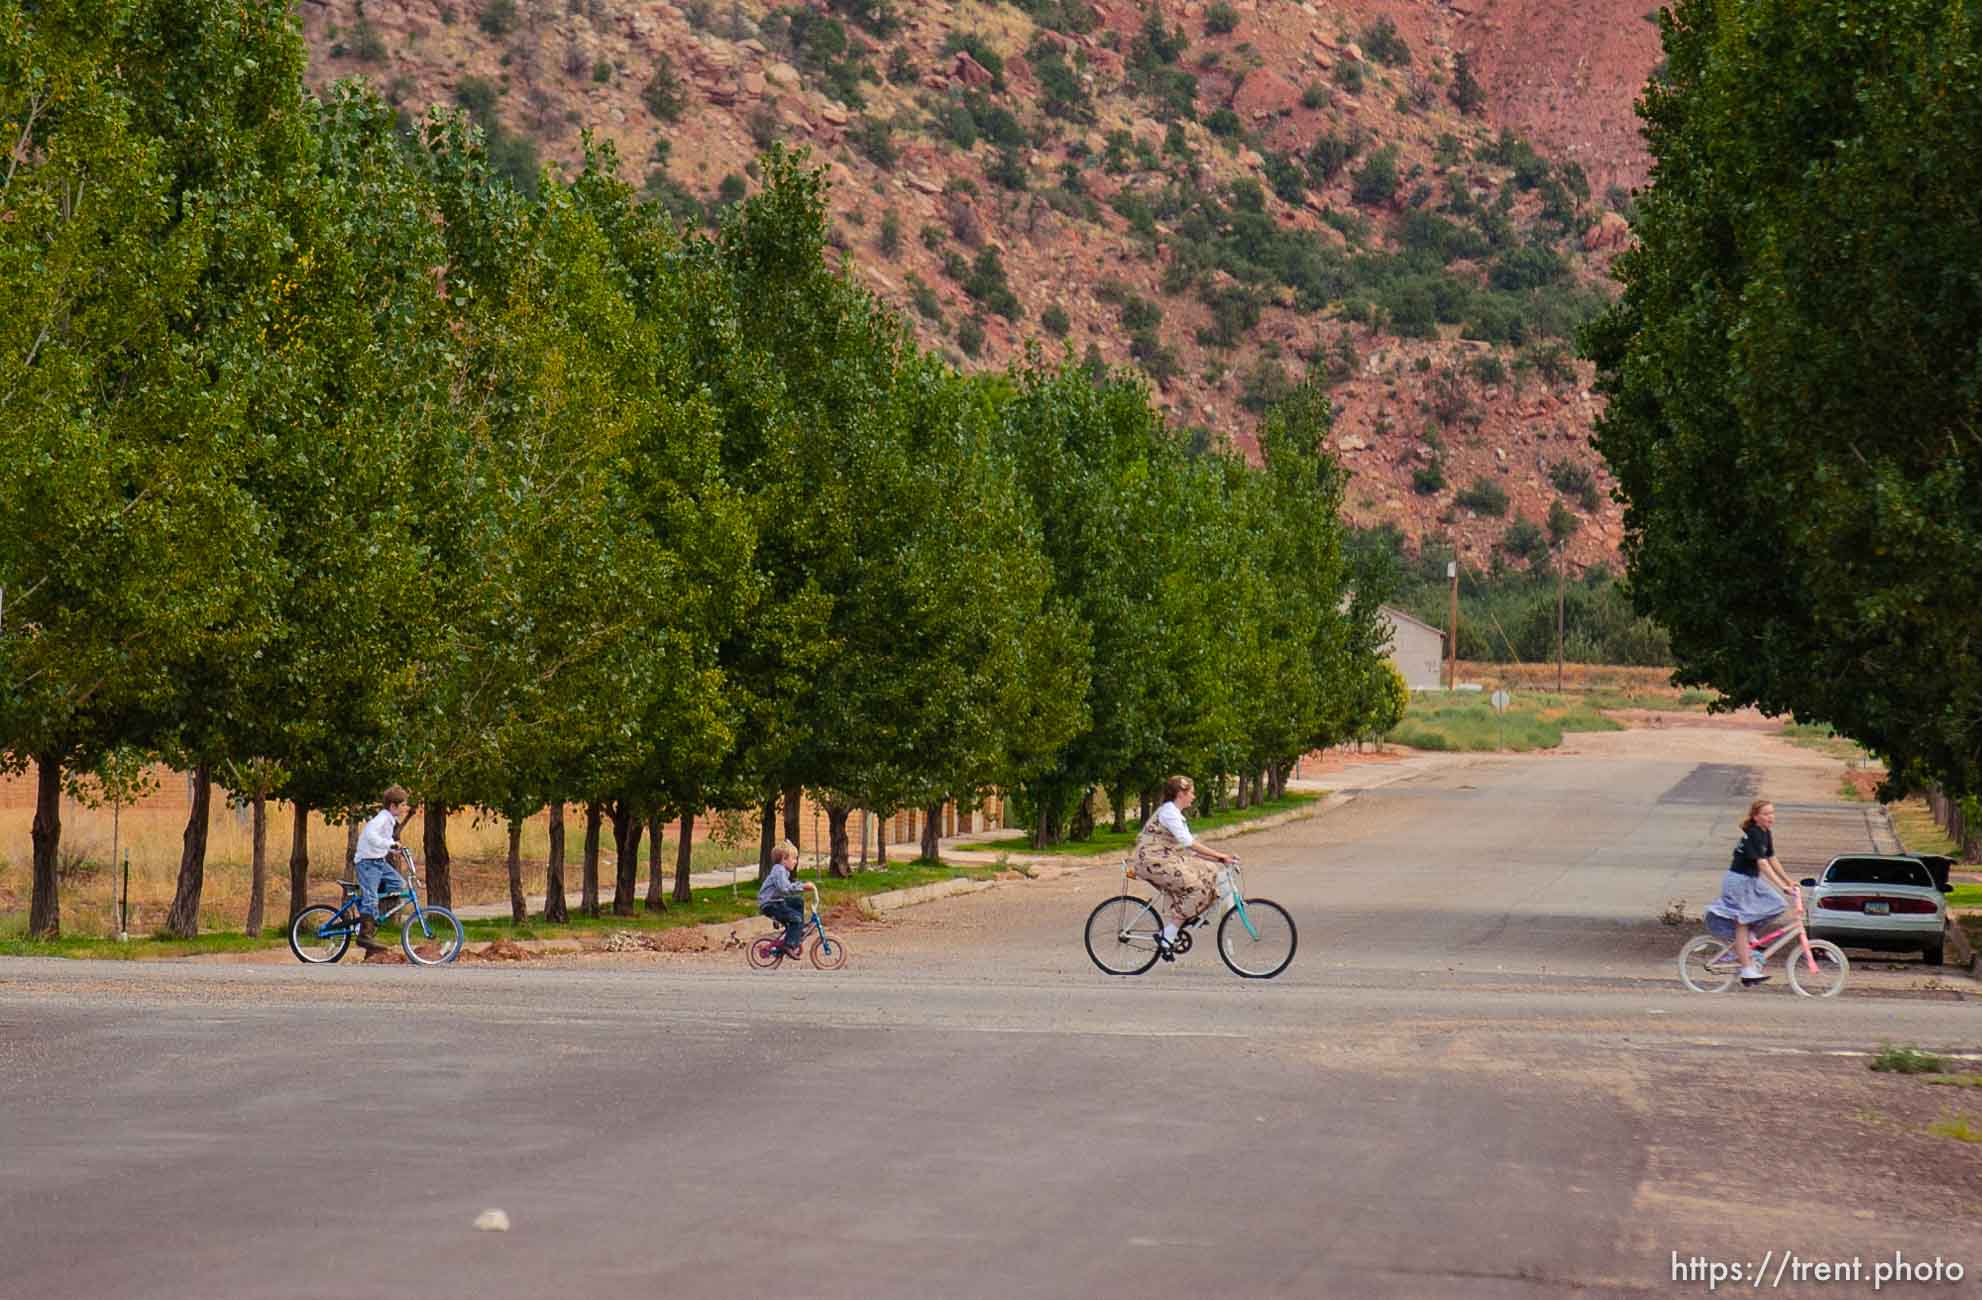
left=296, top=0, right=1661, bottom=573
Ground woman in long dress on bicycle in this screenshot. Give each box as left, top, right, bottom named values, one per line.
left=1702, top=798, right=1798, bottom=985
left=1133, top=775, right=1234, bottom=961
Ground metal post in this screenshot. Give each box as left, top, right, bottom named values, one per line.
left=1446, top=559, right=1459, bottom=690
left=119, top=849, right=130, bottom=941
left=1556, top=550, right=1566, bottom=695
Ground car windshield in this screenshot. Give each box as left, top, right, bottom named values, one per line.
left=1824, top=858, right=1930, bottom=887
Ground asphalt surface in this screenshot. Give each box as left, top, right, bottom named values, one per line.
left=3, top=731, right=1980, bottom=1299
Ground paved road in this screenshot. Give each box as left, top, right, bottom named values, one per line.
left=3, top=729, right=1979, bottom=1299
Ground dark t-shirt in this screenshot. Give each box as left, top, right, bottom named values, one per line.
left=1729, top=824, right=1774, bottom=876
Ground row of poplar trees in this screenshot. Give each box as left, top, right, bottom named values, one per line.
left=0, top=0, right=1404, bottom=939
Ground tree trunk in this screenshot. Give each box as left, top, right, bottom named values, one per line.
left=1031, top=803, right=1048, bottom=851
left=344, top=818, right=360, bottom=874
left=645, top=811, right=667, bottom=912
left=506, top=815, right=526, bottom=924
left=1069, top=788, right=1096, bottom=841
left=581, top=800, right=602, bottom=918
left=827, top=805, right=852, bottom=878
left=422, top=798, right=452, bottom=910
left=164, top=764, right=213, bottom=938
left=757, top=795, right=776, bottom=874
left=544, top=801, right=568, bottom=923
left=859, top=810, right=869, bottom=867
left=287, top=799, right=310, bottom=922
left=610, top=802, right=640, bottom=917
left=875, top=809, right=889, bottom=864
left=28, top=752, right=61, bottom=939
left=244, top=789, right=268, bottom=937
left=1109, top=782, right=1129, bottom=834
left=1139, top=788, right=1154, bottom=826
left=782, top=783, right=801, bottom=853
left=672, top=808, right=695, bottom=904
left=919, top=801, right=942, bottom=862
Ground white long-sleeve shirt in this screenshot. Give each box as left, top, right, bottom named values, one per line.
left=353, top=808, right=400, bottom=863
left=1154, top=800, right=1194, bottom=846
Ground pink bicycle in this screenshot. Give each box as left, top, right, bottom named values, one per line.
left=1677, top=890, right=1848, bottom=997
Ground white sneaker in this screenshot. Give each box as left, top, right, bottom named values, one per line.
left=1739, top=963, right=1768, bottom=984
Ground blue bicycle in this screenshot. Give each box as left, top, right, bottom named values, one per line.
left=745, top=882, right=848, bottom=970
left=288, top=848, right=464, bottom=966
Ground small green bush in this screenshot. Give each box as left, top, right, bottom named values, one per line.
left=1206, top=107, right=1243, bottom=138
left=958, top=314, right=987, bottom=357
left=1361, top=17, right=1412, bottom=66
left=642, top=55, right=686, bottom=122
left=1041, top=304, right=1071, bottom=338
left=1456, top=476, right=1509, bottom=517
left=908, top=274, right=943, bottom=322
left=1350, top=144, right=1398, bottom=206
left=1502, top=516, right=1549, bottom=566
left=592, top=59, right=613, bottom=83
left=1449, top=50, right=1485, bottom=114
left=1412, top=461, right=1446, bottom=495
left=1332, top=58, right=1365, bottom=95
left=478, top=0, right=517, bottom=36
left=1301, top=82, right=1331, bottom=110
left=1205, top=3, right=1240, bottom=35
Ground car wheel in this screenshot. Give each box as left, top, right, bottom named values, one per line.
left=1921, top=942, right=1944, bottom=967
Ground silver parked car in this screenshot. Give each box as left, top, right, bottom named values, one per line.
left=1800, top=854, right=1953, bottom=966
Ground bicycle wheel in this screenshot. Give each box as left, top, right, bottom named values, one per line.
left=809, top=933, right=849, bottom=970
left=401, top=907, right=464, bottom=965
left=1217, top=899, right=1296, bottom=978
left=1084, top=895, right=1163, bottom=976
left=747, top=936, right=786, bottom=970
left=289, top=905, right=352, bottom=964
left=1678, top=935, right=1736, bottom=993
left=1786, top=939, right=1848, bottom=998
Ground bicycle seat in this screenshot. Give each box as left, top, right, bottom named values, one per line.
left=337, top=879, right=359, bottom=890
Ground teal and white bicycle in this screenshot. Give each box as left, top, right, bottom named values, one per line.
left=1084, top=857, right=1296, bottom=979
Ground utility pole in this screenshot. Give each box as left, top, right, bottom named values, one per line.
left=1556, top=549, right=1566, bottom=695
left=1446, top=558, right=1458, bottom=690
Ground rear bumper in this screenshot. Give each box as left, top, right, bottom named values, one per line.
left=1808, top=919, right=1944, bottom=951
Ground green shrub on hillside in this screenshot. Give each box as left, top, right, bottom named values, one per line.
left=1456, top=476, right=1509, bottom=516
left=1361, top=17, right=1411, bottom=66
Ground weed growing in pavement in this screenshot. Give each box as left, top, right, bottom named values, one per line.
left=1927, top=1115, right=1982, bottom=1143
left=1870, top=1045, right=1949, bottom=1075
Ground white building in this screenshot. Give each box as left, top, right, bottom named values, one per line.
left=1380, top=605, right=1446, bottom=690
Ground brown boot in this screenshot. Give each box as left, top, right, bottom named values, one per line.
left=356, top=916, right=386, bottom=953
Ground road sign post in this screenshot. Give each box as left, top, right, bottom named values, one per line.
left=1490, top=688, right=1510, bottom=751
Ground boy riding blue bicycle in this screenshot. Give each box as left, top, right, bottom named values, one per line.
left=757, top=840, right=806, bottom=958
left=352, top=785, right=416, bottom=954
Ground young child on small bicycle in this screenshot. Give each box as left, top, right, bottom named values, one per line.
left=757, top=840, right=807, bottom=957
left=1702, top=799, right=1798, bottom=985
left=351, top=785, right=416, bottom=954
left=1132, top=775, right=1235, bottom=961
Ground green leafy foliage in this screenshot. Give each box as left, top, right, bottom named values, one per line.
left=1456, top=477, right=1510, bottom=517
left=1584, top=0, right=1982, bottom=795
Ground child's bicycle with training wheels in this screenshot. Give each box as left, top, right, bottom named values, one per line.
left=288, top=847, right=465, bottom=966
left=746, top=882, right=848, bottom=971
left=1084, top=856, right=1296, bottom=979
left=1677, top=889, right=1847, bottom=997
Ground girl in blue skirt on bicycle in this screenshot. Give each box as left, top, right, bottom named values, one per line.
left=1702, top=799, right=1797, bottom=985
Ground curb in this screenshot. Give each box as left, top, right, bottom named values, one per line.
left=856, top=876, right=999, bottom=917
